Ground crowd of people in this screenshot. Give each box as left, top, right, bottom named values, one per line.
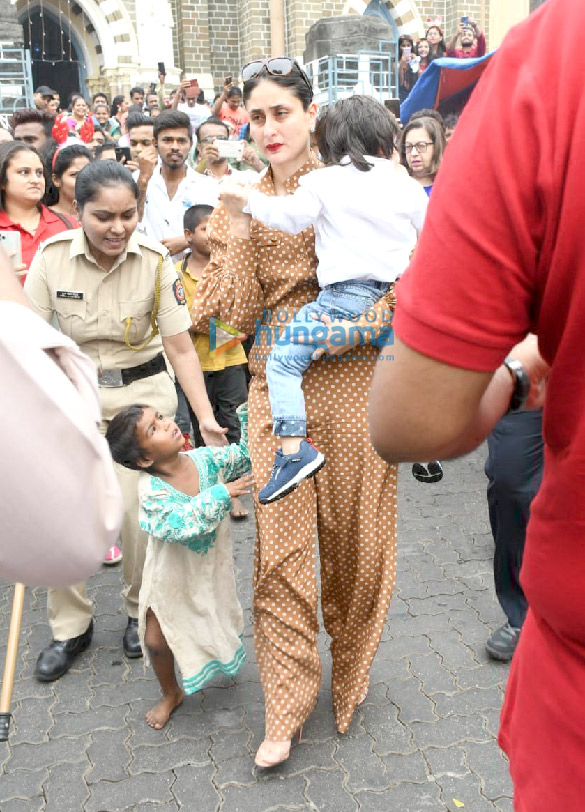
left=3, top=2, right=582, bottom=807
left=398, top=17, right=486, bottom=101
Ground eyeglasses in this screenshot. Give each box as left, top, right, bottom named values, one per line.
left=403, top=141, right=433, bottom=154
left=241, top=57, right=313, bottom=98
left=199, top=135, right=229, bottom=144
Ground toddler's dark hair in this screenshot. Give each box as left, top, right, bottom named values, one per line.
left=105, top=404, right=149, bottom=471
left=316, top=95, right=398, bottom=172
left=184, top=203, right=214, bottom=232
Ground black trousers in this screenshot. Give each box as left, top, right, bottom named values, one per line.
left=484, top=410, right=544, bottom=629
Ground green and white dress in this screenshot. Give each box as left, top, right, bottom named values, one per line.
left=138, top=405, right=249, bottom=694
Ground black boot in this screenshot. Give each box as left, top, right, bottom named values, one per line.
left=34, top=620, right=93, bottom=682
left=123, top=617, right=142, bottom=659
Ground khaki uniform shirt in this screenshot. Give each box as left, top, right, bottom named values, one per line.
left=25, top=229, right=191, bottom=371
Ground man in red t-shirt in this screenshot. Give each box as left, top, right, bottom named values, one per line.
left=368, top=1, right=585, bottom=809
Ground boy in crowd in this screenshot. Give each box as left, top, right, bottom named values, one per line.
left=176, top=204, right=249, bottom=518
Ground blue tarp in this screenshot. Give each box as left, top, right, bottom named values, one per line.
left=400, top=52, right=495, bottom=124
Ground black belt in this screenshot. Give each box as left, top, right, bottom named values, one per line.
left=98, top=353, right=166, bottom=388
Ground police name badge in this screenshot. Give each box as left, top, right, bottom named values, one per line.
left=56, top=290, right=84, bottom=300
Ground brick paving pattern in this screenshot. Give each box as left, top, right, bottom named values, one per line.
left=0, top=447, right=515, bottom=811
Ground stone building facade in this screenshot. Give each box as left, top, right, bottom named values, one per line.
left=9, top=0, right=527, bottom=101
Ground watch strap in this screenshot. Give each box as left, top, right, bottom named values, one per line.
left=504, top=358, right=530, bottom=413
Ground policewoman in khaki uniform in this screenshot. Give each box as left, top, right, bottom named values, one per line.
left=25, top=160, right=225, bottom=681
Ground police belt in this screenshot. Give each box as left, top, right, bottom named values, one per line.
left=98, top=353, right=166, bottom=388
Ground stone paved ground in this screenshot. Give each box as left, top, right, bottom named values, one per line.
left=0, top=447, right=515, bottom=812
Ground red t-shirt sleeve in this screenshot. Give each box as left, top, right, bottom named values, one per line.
left=394, top=28, right=549, bottom=372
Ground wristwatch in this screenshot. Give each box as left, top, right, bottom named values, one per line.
left=504, top=358, right=530, bottom=413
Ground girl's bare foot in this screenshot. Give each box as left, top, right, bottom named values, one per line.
left=230, top=495, right=249, bottom=520
left=145, top=689, right=184, bottom=729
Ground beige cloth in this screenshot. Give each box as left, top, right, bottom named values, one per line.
left=192, top=153, right=398, bottom=740
left=138, top=514, right=244, bottom=694
left=0, top=301, right=123, bottom=587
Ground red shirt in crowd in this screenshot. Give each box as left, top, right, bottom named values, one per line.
left=447, top=32, right=486, bottom=59
left=0, top=204, right=70, bottom=284
left=394, top=1, right=585, bottom=809
left=218, top=102, right=249, bottom=137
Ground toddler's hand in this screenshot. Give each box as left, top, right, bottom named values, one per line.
left=225, top=473, right=254, bottom=498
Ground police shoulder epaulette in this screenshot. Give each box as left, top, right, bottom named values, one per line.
left=37, top=230, right=76, bottom=254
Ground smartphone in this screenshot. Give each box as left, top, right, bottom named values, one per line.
left=461, top=15, right=469, bottom=24
left=158, top=62, right=166, bottom=77
left=225, top=76, right=232, bottom=85
left=0, top=231, right=22, bottom=269
left=403, top=46, right=412, bottom=58
left=185, top=79, right=200, bottom=99
left=215, top=139, right=244, bottom=161
left=115, top=146, right=132, bottom=163
left=149, top=82, right=156, bottom=94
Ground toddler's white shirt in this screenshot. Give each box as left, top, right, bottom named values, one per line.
left=246, top=156, right=428, bottom=288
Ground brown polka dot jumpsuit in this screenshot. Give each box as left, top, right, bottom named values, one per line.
left=192, top=153, right=398, bottom=740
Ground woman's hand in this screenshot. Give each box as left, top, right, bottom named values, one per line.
left=219, top=178, right=251, bottom=217
left=225, top=473, right=254, bottom=498
left=198, top=417, right=228, bottom=447
left=7, top=252, right=27, bottom=278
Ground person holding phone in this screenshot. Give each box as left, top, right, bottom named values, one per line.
left=0, top=142, right=71, bottom=283
left=398, top=35, right=417, bottom=103
left=195, top=117, right=259, bottom=181
left=213, top=78, right=249, bottom=137
left=173, top=78, right=211, bottom=136
left=447, top=18, right=486, bottom=58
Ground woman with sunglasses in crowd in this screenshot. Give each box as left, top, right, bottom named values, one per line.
left=191, top=57, right=398, bottom=769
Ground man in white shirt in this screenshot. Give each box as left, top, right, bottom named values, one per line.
left=136, top=110, right=218, bottom=261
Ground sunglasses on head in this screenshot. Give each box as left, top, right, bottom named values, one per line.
left=241, top=57, right=313, bottom=98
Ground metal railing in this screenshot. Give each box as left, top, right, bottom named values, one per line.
left=0, top=43, right=34, bottom=116
left=305, top=48, right=398, bottom=108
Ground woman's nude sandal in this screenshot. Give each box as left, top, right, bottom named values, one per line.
left=254, top=728, right=302, bottom=768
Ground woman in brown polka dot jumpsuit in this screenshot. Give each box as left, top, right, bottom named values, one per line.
left=191, top=60, right=398, bottom=767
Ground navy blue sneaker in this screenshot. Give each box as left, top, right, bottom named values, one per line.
left=259, top=440, right=325, bottom=504
left=412, top=460, right=444, bottom=483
